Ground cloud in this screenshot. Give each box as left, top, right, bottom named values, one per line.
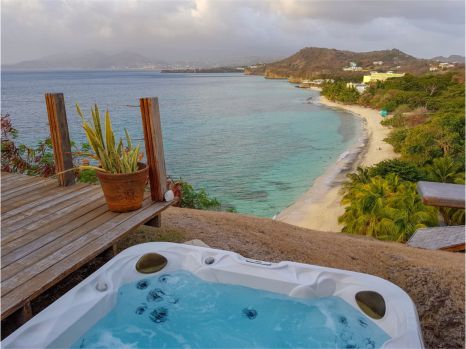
left=1, top=0, right=464, bottom=64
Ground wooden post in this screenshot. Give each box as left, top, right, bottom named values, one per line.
left=45, top=93, right=75, bottom=186
left=139, top=97, right=167, bottom=202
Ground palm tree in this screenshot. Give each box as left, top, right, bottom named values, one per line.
left=340, top=176, right=394, bottom=238
left=426, top=157, right=460, bottom=183
left=426, top=157, right=464, bottom=225
left=387, top=182, right=438, bottom=242
left=339, top=175, right=438, bottom=242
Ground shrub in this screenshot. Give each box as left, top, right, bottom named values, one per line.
left=176, top=180, right=222, bottom=210
left=1, top=115, right=55, bottom=176
left=369, top=159, right=423, bottom=182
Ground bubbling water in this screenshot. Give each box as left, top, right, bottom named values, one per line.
left=71, top=270, right=390, bottom=349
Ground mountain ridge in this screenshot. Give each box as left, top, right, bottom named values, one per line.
left=431, top=54, right=465, bottom=63
left=2, top=50, right=167, bottom=70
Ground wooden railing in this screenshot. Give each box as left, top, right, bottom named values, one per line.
left=45, top=93, right=75, bottom=186
left=44, top=93, right=168, bottom=204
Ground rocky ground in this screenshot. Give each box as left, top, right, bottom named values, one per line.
left=4, top=207, right=464, bottom=348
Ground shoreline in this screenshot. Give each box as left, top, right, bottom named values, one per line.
left=276, top=93, right=397, bottom=232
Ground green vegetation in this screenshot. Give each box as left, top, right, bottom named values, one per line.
left=1, top=115, right=56, bottom=176
left=368, top=159, right=423, bottom=182
left=340, top=172, right=438, bottom=242
left=338, top=73, right=465, bottom=241
left=321, top=81, right=360, bottom=104
left=176, top=180, right=224, bottom=211
left=76, top=104, right=141, bottom=174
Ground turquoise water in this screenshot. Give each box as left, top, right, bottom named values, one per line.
left=71, top=270, right=390, bottom=348
left=1, top=71, right=361, bottom=217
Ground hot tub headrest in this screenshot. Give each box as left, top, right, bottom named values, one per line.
left=136, top=253, right=168, bottom=274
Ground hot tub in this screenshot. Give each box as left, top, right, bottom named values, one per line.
left=3, top=242, right=424, bottom=348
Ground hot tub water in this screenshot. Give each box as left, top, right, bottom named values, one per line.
left=72, top=270, right=390, bottom=349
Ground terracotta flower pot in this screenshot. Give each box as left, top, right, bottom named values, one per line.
left=96, top=163, right=149, bottom=212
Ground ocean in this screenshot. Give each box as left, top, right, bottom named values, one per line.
left=1, top=71, right=361, bottom=217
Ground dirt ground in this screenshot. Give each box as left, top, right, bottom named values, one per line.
left=3, top=207, right=464, bottom=348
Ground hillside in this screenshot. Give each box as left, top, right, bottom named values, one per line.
left=245, top=47, right=433, bottom=81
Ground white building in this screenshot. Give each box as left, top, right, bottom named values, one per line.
left=373, top=61, right=384, bottom=66
left=346, top=82, right=368, bottom=93
left=343, top=66, right=363, bottom=71
left=439, top=62, right=455, bottom=69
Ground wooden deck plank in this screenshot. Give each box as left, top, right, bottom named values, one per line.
left=1, top=199, right=108, bottom=256
left=1, top=184, right=92, bottom=218
left=2, top=181, right=61, bottom=203
left=1, top=200, right=173, bottom=318
left=1, top=178, right=57, bottom=200
left=1, top=175, right=41, bottom=191
left=417, top=181, right=465, bottom=208
left=1, top=210, right=118, bottom=277
left=1, top=183, right=83, bottom=213
left=1, top=192, right=107, bottom=254
left=1, top=182, right=63, bottom=211
left=1, top=197, right=154, bottom=294
left=2, top=173, right=49, bottom=188
left=1, top=186, right=101, bottom=233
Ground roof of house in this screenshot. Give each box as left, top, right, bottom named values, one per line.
left=407, top=225, right=465, bottom=251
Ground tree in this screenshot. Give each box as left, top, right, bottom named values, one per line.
left=369, top=159, right=423, bottom=182
left=339, top=175, right=438, bottom=242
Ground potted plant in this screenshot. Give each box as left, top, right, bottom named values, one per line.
left=76, top=104, right=148, bottom=212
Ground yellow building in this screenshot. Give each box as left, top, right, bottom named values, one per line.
left=363, top=72, right=405, bottom=83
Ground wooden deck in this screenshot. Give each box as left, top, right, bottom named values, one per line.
left=1, top=171, right=173, bottom=320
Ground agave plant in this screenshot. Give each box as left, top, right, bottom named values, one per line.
left=76, top=104, right=141, bottom=174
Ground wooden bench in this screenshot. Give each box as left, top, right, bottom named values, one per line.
left=1, top=94, right=174, bottom=324
left=417, top=181, right=465, bottom=209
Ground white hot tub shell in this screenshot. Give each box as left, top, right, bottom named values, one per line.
left=3, top=242, right=424, bottom=348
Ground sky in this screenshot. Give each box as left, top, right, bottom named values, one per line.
left=1, top=0, right=465, bottom=64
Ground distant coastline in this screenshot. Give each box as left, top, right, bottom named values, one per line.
left=276, top=91, right=397, bottom=232
left=161, top=67, right=244, bottom=73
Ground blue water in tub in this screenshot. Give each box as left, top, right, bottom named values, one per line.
left=71, top=270, right=390, bottom=348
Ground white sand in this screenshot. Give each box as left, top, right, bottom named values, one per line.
left=276, top=95, right=398, bottom=232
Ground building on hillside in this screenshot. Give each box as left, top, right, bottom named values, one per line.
left=373, top=61, right=384, bottom=65
left=300, top=78, right=334, bottom=87
left=343, top=62, right=363, bottom=71
left=346, top=82, right=368, bottom=93
left=439, top=62, right=455, bottom=69
left=363, top=71, right=405, bottom=83
left=343, top=66, right=363, bottom=71
left=429, top=66, right=439, bottom=72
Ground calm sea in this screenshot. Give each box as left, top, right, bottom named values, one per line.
left=1, top=71, right=361, bottom=217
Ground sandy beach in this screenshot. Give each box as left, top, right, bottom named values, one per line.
left=277, top=94, right=397, bottom=232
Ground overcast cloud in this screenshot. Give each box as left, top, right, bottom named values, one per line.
left=1, top=0, right=464, bottom=64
